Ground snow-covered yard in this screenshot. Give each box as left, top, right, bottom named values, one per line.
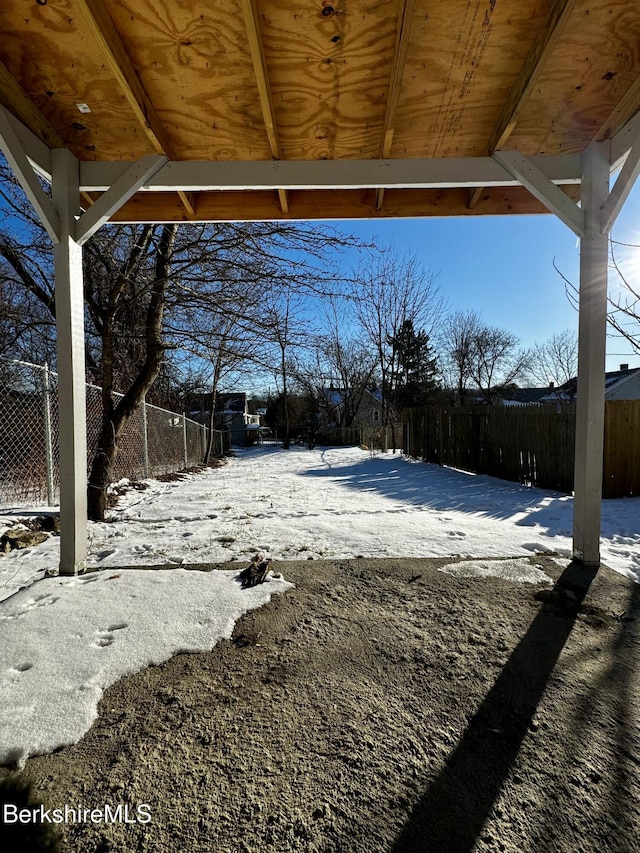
left=4, top=445, right=638, bottom=594
left=0, top=445, right=638, bottom=767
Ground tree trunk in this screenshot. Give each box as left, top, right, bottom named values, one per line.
left=203, top=385, right=219, bottom=464
left=281, top=343, right=290, bottom=450
left=87, top=225, right=177, bottom=521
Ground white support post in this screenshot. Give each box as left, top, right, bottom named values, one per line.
left=572, top=140, right=610, bottom=567
left=52, top=149, right=88, bottom=575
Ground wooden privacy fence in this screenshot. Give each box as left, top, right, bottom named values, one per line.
left=317, top=422, right=406, bottom=453
left=603, top=400, right=640, bottom=498
left=405, top=401, right=640, bottom=498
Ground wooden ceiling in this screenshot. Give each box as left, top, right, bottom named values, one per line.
left=1, top=0, right=640, bottom=222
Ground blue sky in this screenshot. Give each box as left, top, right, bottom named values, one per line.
left=328, top=184, right=640, bottom=374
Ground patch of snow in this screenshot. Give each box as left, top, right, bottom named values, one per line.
left=438, top=557, right=554, bottom=585
left=0, top=568, right=292, bottom=767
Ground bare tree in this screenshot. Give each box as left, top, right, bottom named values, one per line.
left=438, top=310, right=531, bottom=404
left=317, top=299, right=376, bottom=427
left=352, top=250, right=445, bottom=444
left=437, top=310, right=483, bottom=405
left=0, top=162, right=57, bottom=364
left=467, top=325, right=531, bottom=404
left=84, top=225, right=178, bottom=519
left=555, top=239, right=640, bottom=355
left=607, top=240, right=640, bottom=354
left=261, top=285, right=310, bottom=450
left=527, top=329, right=578, bottom=395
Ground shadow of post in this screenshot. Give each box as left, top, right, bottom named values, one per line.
left=391, top=561, right=598, bottom=853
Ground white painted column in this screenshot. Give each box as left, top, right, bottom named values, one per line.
left=52, top=149, right=88, bottom=575
left=572, top=140, right=610, bottom=567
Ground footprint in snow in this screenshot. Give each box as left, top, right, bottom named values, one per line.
left=92, top=622, right=128, bottom=648
left=95, top=548, right=117, bottom=561
left=9, top=662, right=33, bottom=675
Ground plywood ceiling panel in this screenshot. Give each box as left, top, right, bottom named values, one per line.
left=508, top=0, right=640, bottom=153
left=1, top=0, right=640, bottom=220
left=106, top=0, right=272, bottom=161
left=393, top=0, right=555, bottom=159
left=0, top=0, right=153, bottom=159
left=260, top=0, right=399, bottom=160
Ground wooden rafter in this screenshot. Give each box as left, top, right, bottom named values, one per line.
left=74, top=0, right=195, bottom=217
left=468, top=0, right=576, bottom=209
left=376, top=0, right=415, bottom=211
left=240, top=0, right=288, bottom=213
left=598, top=76, right=640, bottom=143
left=0, top=58, right=64, bottom=150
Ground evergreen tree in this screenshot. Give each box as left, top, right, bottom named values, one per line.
left=387, top=319, right=439, bottom=409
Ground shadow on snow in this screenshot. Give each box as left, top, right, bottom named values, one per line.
left=297, top=449, right=572, bottom=530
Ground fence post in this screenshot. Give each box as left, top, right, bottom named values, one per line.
left=142, top=397, right=149, bottom=478
left=182, top=412, right=188, bottom=467
left=42, top=362, right=55, bottom=506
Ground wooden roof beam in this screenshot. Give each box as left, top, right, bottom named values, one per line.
left=240, top=0, right=288, bottom=213
left=376, top=0, right=416, bottom=211
left=598, top=78, right=640, bottom=146
left=78, top=153, right=582, bottom=192
left=0, top=58, right=64, bottom=151
left=75, top=0, right=194, bottom=217
left=468, top=0, right=576, bottom=209
left=110, top=186, right=581, bottom=225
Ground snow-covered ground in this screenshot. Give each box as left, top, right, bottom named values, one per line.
left=4, top=444, right=639, bottom=593
left=0, top=445, right=638, bottom=766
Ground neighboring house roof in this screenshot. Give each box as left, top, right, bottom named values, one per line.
left=322, top=387, right=382, bottom=406
left=322, top=387, right=383, bottom=424
left=538, top=366, right=640, bottom=403
left=604, top=367, right=640, bottom=392
left=499, top=387, right=554, bottom=405
left=215, top=393, right=247, bottom=413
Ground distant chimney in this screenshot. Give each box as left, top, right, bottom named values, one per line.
left=549, top=381, right=554, bottom=389
left=620, top=363, right=629, bottom=371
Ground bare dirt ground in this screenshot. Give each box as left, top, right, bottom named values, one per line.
left=2, top=555, right=640, bottom=853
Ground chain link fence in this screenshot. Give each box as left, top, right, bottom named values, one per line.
left=0, top=359, right=229, bottom=507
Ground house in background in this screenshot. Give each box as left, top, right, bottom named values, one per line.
left=539, top=364, right=640, bottom=403
left=187, top=392, right=263, bottom=446
left=497, top=386, right=557, bottom=406
left=493, top=365, right=640, bottom=406
left=321, top=387, right=384, bottom=428
left=215, top=393, right=261, bottom=445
